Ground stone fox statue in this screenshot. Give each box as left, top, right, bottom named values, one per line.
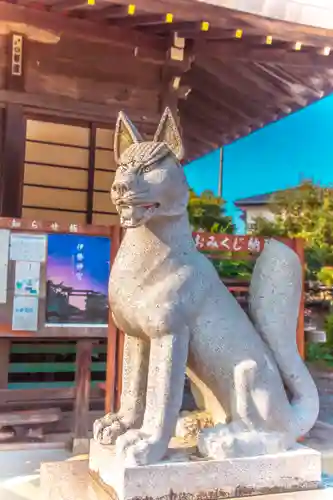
left=93, top=108, right=319, bottom=466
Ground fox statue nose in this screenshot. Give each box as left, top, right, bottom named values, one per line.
left=112, top=181, right=129, bottom=197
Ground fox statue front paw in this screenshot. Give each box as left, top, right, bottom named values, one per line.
left=116, top=429, right=168, bottom=466
left=93, top=413, right=131, bottom=445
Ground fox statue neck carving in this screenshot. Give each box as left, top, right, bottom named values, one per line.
left=93, top=107, right=319, bottom=466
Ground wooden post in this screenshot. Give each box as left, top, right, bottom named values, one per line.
left=293, top=238, right=305, bottom=359
left=1, top=104, right=26, bottom=217
left=105, top=225, right=122, bottom=414
left=73, top=339, right=93, bottom=454
left=0, top=339, right=10, bottom=391
left=218, top=147, right=223, bottom=198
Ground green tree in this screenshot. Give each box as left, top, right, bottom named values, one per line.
left=252, top=182, right=333, bottom=278
left=187, top=189, right=235, bottom=234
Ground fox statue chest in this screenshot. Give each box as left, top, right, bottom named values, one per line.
left=108, top=235, right=201, bottom=339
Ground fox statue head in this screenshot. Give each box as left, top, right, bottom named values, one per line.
left=111, top=108, right=189, bottom=228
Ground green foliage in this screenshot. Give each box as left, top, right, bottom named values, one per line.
left=325, top=313, right=333, bottom=347
left=212, top=259, right=253, bottom=280
left=306, top=342, right=333, bottom=367
left=252, top=182, right=333, bottom=277
left=306, top=314, right=333, bottom=368
left=318, top=267, right=333, bottom=287
left=188, top=189, right=235, bottom=234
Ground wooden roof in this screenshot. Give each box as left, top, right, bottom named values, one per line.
left=3, top=0, right=333, bottom=162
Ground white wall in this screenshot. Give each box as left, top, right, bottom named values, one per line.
left=244, top=206, right=275, bottom=232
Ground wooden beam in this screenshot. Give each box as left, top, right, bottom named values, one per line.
left=92, top=0, right=333, bottom=46
left=0, top=1, right=166, bottom=65
left=106, top=14, right=166, bottom=27
left=50, top=0, right=88, bottom=12
left=0, top=89, right=160, bottom=124
left=84, top=4, right=128, bottom=22
left=196, top=41, right=333, bottom=68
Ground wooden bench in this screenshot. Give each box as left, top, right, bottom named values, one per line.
left=0, top=407, right=61, bottom=443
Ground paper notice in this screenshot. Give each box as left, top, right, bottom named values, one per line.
left=10, top=233, right=46, bottom=262
left=0, top=265, right=8, bottom=303
left=12, top=296, right=39, bottom=331
left=15, top=261, right=40, bottom=296
left=0, top=230, right=10, bottom=265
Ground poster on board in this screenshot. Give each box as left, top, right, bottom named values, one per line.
left=14, top=261, right=40, bottom=296
left=45, top=234, right=111, bottom=326
left=10, top=233, right=46, bottom=262
left=12, top=295, right=39, bottom=331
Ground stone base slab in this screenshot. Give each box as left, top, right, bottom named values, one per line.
left=88, top=439, right=322, bottom=500
left=40, top=460, right=332, bottom=500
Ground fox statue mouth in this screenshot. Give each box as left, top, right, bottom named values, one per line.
left=116, top=202, right=160, bottom=228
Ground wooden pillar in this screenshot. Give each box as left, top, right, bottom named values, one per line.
left=1, top=104, right=26, bottom=217
left=0, top=339, right=10, bottom=390
left=1, top=33, right=26, bottom=217
left=86, top=123, right=97, bottom=224
left=294, top=238, right=305, bottom=359
left=73, top=339, right=93, bottom=454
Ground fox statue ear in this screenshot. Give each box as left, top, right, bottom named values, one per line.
left=114, top=111, right=143, bottom=163
left=153, top=107, right=184, bottom=161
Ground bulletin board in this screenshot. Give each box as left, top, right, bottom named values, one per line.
left=0, top=217, right=119, bottom=339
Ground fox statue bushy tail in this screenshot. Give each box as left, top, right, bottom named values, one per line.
left=198, top=239, right=319, bottom=459
left=249, top=239, right=319, bottom=439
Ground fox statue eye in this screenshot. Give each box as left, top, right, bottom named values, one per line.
left=142, top=165, right=151, bottom=173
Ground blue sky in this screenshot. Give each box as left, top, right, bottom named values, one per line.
left=184, top=94, right=333, bottom=231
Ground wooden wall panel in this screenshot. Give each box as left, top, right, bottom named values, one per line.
left=25, top=142, right=89, bottom=168
left=24, top=163, right=88, bottom=190
left=93, top=192, right=115, bottom=213
left=26, top=120, right=90, bottom=147
left=23, top=118, right=90, bottom=222
left=22, top=207, right=86, bottom=224
left=92, top=213, right=118, bottom=226
left=23, top=186, right=87, bottom=211
left=96, top=128, right=113, bottom=149
left=92, top=127, right=117, bottom=225
left=95, top=149, right=116, bottom=171
left=94, top=171, right=115, bottom=191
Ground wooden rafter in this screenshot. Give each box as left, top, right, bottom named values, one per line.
left=196, top=40, right=333, bottom=68
left=79, top=0, right=333, bottom=46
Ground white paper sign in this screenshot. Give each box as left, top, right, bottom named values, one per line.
left=10, top=233, right=46, bottom=262
left=15, top=261, right=40, bottom=296
left=0, top=230, right=10, bottom=265
left=0, top=265, right=8, bottom=304
left=12, top=296, right=39, bottom=331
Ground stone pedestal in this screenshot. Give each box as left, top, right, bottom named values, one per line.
left=88, top=439, right=322, bottom=500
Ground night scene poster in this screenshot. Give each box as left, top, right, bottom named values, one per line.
left=46, top=234, right=111, bottom=326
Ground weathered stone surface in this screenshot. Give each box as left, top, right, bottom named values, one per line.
left=93, top=108, right=319, bottom=465
left=87, top=439, right=322, bottom=500
left=41, top=459, right=333, bottom=500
